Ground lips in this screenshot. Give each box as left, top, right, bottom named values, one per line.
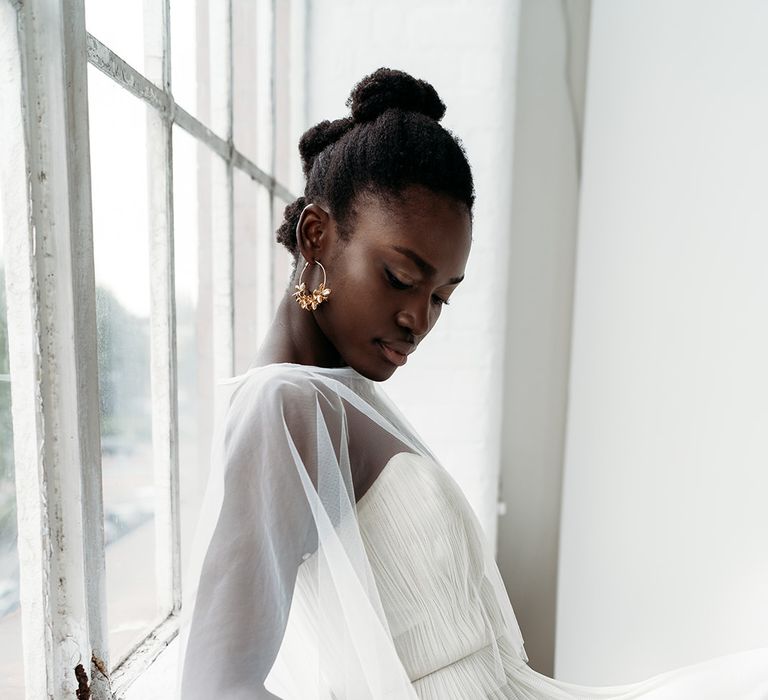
left=378, top=340, right=411, bottom=367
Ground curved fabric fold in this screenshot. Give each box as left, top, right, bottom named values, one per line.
left=176, top=363, right=768, bottom=699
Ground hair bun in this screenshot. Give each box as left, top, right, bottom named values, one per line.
left=298, top=117, right=354, bottom=177
left=347, top=67, right=446, bottom=124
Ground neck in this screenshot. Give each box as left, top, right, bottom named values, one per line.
left=254, top=286, right=347, bottom=369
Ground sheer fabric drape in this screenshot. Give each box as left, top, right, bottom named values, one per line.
left=175, top=363, right=768, bottom=699
left=176, top=363, right=526, bottom=698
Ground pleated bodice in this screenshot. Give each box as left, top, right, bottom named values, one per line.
left=357, top=452, right=527, bottom=697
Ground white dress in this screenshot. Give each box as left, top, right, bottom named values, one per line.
left=177, top=364, right=768, bottom=699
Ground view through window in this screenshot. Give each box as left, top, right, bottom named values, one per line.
left=0, top=0, right=302, bottom=696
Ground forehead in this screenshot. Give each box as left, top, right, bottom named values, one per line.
left=349, top=187, right=472, bottom=271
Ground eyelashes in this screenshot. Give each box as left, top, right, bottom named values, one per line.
left=385, top=268, right=411, bottom=290
left=385, top=269, right=450, bottom=307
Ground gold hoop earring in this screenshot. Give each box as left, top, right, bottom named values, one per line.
left=293, top=260, right=332, bottom=310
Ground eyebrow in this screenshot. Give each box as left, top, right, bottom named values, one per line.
left=390, top=245, right=465, bottom=285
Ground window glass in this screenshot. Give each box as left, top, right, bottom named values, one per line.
left=84, top=0, right=146, bottom=78
left=87, top=65, right=159, bottom=664
left=173, top=126, right=214, bottom=580
left=171, top=0, right=228, bottom=137
left=233, top=0, right=272, bottom=171
left=272, top=194, right=296, bottom=308
left=233, top=169, right=263, bottom=374
left=273, top=0, right=293, bottom=187
left=170, top=0, right=200, bottom=124
left=0, top=189, right=23, bottom=699
left=234, top=173, right=293, bottom=371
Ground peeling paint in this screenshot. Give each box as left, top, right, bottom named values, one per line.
left=2, top=0, right=296, bottom=696
left=91, top=652, right=108, bottom=680
left=85, top=34, right=169, bottom=117
left=3, top=0, right=111, bottom=696
left=74, top=664, right=90, bottom=700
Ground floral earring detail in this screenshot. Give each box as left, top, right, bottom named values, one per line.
left=293, top=260, right=332, bottom=310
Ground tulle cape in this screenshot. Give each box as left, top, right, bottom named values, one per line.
left=175, top=362, right=527, bottom=698
left=175, top=362, right=768, bottom=699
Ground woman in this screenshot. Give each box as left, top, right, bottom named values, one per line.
left=176, top=68, right=768, bottom=698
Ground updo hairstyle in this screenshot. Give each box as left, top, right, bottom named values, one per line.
left=275, top=67, right=474, bottom=265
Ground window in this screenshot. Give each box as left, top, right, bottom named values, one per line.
left=0, top=150, right=23, bottom=698
left=0, top=0, right=304, bottom=697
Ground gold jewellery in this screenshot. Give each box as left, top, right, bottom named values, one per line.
left=293, top=260, right=332, bottom=310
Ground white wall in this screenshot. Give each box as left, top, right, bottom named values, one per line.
left=556, top=0, right=768, bottom=684
left=305, top=0, right=520, bottom=546
left=497, top=0, right=591, bottom=676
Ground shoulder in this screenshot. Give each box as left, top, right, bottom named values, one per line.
left=221, top=366, right=354, bottom=477
left=228, top=364, right=345, bottom=423
left=219, top=366, right=346, bottom=466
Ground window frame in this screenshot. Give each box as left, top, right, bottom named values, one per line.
left=0, top=0, right=303, bottom=697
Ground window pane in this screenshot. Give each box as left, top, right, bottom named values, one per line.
left=87, top=66, right=159, bottom=664
left=273, top=0, right=293, bottom=187
left=272, top=194, right=295, bottom=307
left=85, top=0, right=146, bottom=78
left=233, top=174, right=288, bottom=372
left=0, top=193, right=23, bottom=699
left=233, top=0, right=272, bottom=171
left=233, top=169, right=262, bottom=374
left=173, top=126, right=214, bottom=581
left=171, top=0, right=228, bottom=137
left=170, top=0, right=199, bottom=124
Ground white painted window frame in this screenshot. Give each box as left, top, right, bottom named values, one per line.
left=0, top=0, right=302, bottom=698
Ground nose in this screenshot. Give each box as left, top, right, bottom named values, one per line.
left=396, top=297, right=431, bottom=337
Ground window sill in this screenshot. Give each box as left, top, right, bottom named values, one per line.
left=122, top=635, right=178, bottom=700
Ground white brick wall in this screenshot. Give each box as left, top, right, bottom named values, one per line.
left=306, top=0, right=521, bottom=547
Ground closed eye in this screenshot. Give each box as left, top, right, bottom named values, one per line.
left=385, top=268, right=412, bottom=290
left=386, top=269, right=451, bottom=307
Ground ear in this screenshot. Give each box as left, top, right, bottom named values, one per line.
left=296, top=203, right=333, bottom=263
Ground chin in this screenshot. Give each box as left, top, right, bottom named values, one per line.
left=354, top=361, right=397, bottom=382
left=344, top=347, right=399, bottom=382
left=373, top=367, right=398, bottom=382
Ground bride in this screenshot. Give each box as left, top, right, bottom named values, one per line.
left=176, top=68, right=768, bottom=698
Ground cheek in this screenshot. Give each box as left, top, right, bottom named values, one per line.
left=326, top=271, right=381, bottom=330
left=336, top=264, right=381, bottom=308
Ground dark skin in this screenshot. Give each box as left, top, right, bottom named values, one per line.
left=255, top=184, right=472, bottom=382
left=256, top=184, right=471, bottom=504
left=249, top=187, right=473, bottom=700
